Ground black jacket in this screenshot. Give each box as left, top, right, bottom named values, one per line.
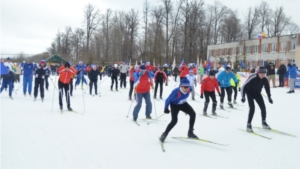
left=241, top=74, right=271, bottom=98
left=173, top=67, right=179, bottom=75
left=266, top=62, right=275, bottom=76
left=2, top=71, right=15, bottom=81
left=88, top=69, right=100, bottom=80
left=110, top=68, right=120, bottom=78
left=35, top=65, right=46, bottom=79
left=277, top=64, right=287, bottom=75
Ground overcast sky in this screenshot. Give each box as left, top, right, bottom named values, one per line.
left=1, top=0, right=299, bottom=56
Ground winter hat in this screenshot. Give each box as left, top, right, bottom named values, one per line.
left=40, top=60, right=46, bottom=64
left=225, top=65, right=231, bottom=70
left=180, top=78, right=190, bottom=87
left=134, top=65, right=139, bottom=70
left=92, top=64, right=96, bottom=69
left=258, top=66, right=267, bottom=73
left=114, top=64, right=118, bottom=68
left=189, top=69, right=194, bottom=73
left=209, top=70, right=215, bottom=76
left=140, top=65, right=146, bottom=70
left=64, top=62, right=70, bottom=68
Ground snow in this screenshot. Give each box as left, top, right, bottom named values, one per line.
left=1, top=75, right=300, bottom=169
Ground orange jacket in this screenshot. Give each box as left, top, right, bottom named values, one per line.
left=200, top=77, right=220, bottom=94
left=179, top=65, right=189, bottom=78
left=58, top=66, right=77, bottom=84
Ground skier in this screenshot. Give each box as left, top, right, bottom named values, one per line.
left=23, top=59, right=34, bottom=96
left=0, top=67, right=15, bottom=99
left=200, top=70, right=220, bottom=115
left=129, top=65, right=139, bottom=100
left=241, top=66, right=273, bottom=132
left=14, top=63, right=21, bottom=83
left=217, top=66, right=237, bottom=109
left=75, top=61, right=87, bottom=89
left=132, top=65, right=154, bottom=121
left=58, top=62, right=77, bottom=111
left=179, top=63, right=189, bottom=81
left=153, top=67, right=168, bottom=99
left=44, top=63, right=51, bottom=90
left=159, top=78, right=198, bottom=142
left=198, top=65, right=204, bottom=84
left=265, top=61, right=276, bottom=87
left=185, top=70, right=197, bottom=100
left=230, top=69, right=241, bottom=104
left=277, top=61, right=287, bottom=87
left=110, top=64, right=120, bottom=91
left=173, top=65, right=179, bottom=82
left=88, top=64, right=100, bottom=95
left=287, top=62, right=297, bottom=93
left=33, top=60, right=46, bottom=101
left=119, top=63, right=128, bottom=88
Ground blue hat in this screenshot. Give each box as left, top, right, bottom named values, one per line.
left=140, top=65, right=146, bottom=70
left=180, top=78, right=190, bottom=87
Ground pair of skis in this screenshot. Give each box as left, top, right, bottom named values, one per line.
left=160, top=137, right=229, bottom=152
left=238, top=127, right=296, bottom=139
left=199, top=114, right=228, bottom=119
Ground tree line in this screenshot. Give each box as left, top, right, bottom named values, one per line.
left=36, top=0, right=300, bottom=65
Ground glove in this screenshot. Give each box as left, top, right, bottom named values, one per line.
left=238, top=87, right=241, bottom=92
left=164, top=109, right=170, bottom=114
left=268, top=97, right=273, bottom=104
left=200, top=94, right=203, bottom=99
left=241, top=97, right=245, bottom=103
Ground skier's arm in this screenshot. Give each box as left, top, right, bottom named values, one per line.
left=263, top=78, right=271, bottom=98
left=164, top=89, right=178, bottom=110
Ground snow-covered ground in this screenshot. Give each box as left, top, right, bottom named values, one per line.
left=1, top=74, right=300, bottom=169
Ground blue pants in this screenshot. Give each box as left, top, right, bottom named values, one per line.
left=133, top=92, right=152, bottom=119
left=0, top=80, right=13, bottom=96
left=75, top=76, right=87, bottom=86
left=23, top=76, right=33, bottom=94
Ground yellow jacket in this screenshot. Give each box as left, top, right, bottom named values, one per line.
left=230, top=74, right=241, bottom=87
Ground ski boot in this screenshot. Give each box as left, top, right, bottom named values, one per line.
left=60, top=105, right=63, bottom=110
left=41, top=97, right=44, bottom=102
left=262, top=121, right=271, bottom=130
left=203, top=111, right=207, bottom=116
left=154, top=95, right=157, bottom=99
left=247, top=123, right=253, bottom=132
left=133, top=117, right=137, bottom=121
left=160, top=96, right=163, bottom=100
left=188, top=130, right=198, bottom=139
left=233, top=100, right=237, bottom=104
left=203, top=102, right=208, bottom=116
left=67, top=107, right=73, bottom=111
left=9, top=96, right=13, bottom=100
left=212, top=102, right=217, bottom=115
left=159, top=132, right=168, bottom=142
left=228, top=102, right=233, bottom=108
left=220, top=103, right=224, bottom=109
left=34, top=97, right=37, bottom=101
left=192, top=97, right=195, bottom=100
left=146, top=115, right=152, bottom=119
left=116, top=88, right=118, bottom=91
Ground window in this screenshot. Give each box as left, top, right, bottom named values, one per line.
left=221, top=49, right=224, bottom=56
left=271, top=43, right=277, bottom=52
left=254, top=45, right=258, bottom=53
left=215, top=49, right=218, bottom=56
left=263, top=44, right=268, bottom=52
left=239, top=47, right=243, bottom=55
left=246, top=46, right=251, bottom=53
left=226, top=48, right=230, bottom=55
left=233, top=48, right=236, bottom=55
left=291, top=41, right=297, bottom=50
left=281, top=42, right=287, bottom=52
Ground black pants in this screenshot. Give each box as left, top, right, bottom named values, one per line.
left=69, top=78, right=73, bottom=95
left=34, top=78, right=44, bottom=98
left=174, top=75, right=178, bottom=82
left=129, top=80, right=134, bottom=99
left=204, top=91, right=217, bottom=112
left=111, top=76, right=118, bottom=90
left=279, top=74, right=284, bottom=87
left=99, top=73, right=102, bottom=80
left=58, top=81, right=71, bottom=108
left=120, top=73, right=127, bottom=88
left=232, top=86, right=238, bottom=101
left=220, top=87, right=232, bottom=103
left=164, top=102, right=196, bottom=134
left=44, top=76, right=49, bottom=90
left=247, top=94, right=266, bottom=124
left=89, top=79, right=98, bottom=94
left=154, top=80, right=163, bottom=97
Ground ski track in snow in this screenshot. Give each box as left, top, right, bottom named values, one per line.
left=1, top=75, right=300, bottom=169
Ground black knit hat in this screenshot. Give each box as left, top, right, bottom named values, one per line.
left=64, top=62, right=70, bottom=68
left=258, top=66, right=267, bottom=73
left=209, top=70, right=215, bottom=76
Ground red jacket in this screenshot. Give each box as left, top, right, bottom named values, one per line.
left=179, top=65, right=189, bottom=78
left=200, top=77, right=220, bottom=94
left=135, top=71, right=153, bottom=93
left=154, top=70, right=168, bottom=83
left=58, top=66, right=77, bottom=84
left=129, top=68, right=135, bottom=81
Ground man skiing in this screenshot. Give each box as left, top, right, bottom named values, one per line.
left=33, top=60, right=46, bottom=101
left=287, top=62, right=297, bottom=93
left=153, top=67, right=168, bottom=99
left=230, top=69, right=241, bottom=104
left=132, top=65, right=153, bottom=121
left=88, top=64, right=100, bottom=95
left=119, top=63, right=128, bottom=88
left=241, top=67, right=273, bottom=132
left=110, top=64, right=120, bottom=91
left=58, top=62, right=77, bottom=111
left=129, top=65, right=139, bottom=100
left=185, top=69, right=197, bottom=100
left=200, top=70, right=220, bottom=115
left=0, top=67, right=15, bottom=99
left=75, top=61, right=87, bottom=89
left=23, top=59, right=34, bottom=96
left=159, top=78, right=198, bottom=143
left=217, top=66, right=237, bottom=109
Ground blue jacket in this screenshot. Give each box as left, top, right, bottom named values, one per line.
left=289, top=66, right=297, bottom=79
left=23, top=63, right=34, bottom=77
left=76, top=65, right=86, bottom=76
left=217, top=71, right=237, bottom=88
left=164, top=87, right=192, bottom=109
left=133, top=70, right=153, bottom=83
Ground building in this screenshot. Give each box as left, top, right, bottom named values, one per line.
left=207, top=34, right=300, bottom=69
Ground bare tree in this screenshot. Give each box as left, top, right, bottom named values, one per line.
left=143, top=0, right=150, bottom=60
left=269, top=6, right=291, bottom=36
left=286, top=22, right=300, bottom=34
left=83, top=3, right=100, bottom=52
left=221, top=10, right=241, bottom=42
left=245, top=6, right=260, bottom=40
left=211, top=1, right=228, bottom=44
left=259, top=1, right=271, bottom=33
left=102, top=9, right=112, bottom=61
left=161, top=0, right=172, bottom=63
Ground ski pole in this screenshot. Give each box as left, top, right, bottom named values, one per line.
left=152, top=89, right=157, bottom=119
left=126, top=100, right=134, bottom=118
left=51, top=74, right=57, bottom=112
left=14, top=82, right=24, bottom=94
left=147, top=114, right=165, bottom=125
